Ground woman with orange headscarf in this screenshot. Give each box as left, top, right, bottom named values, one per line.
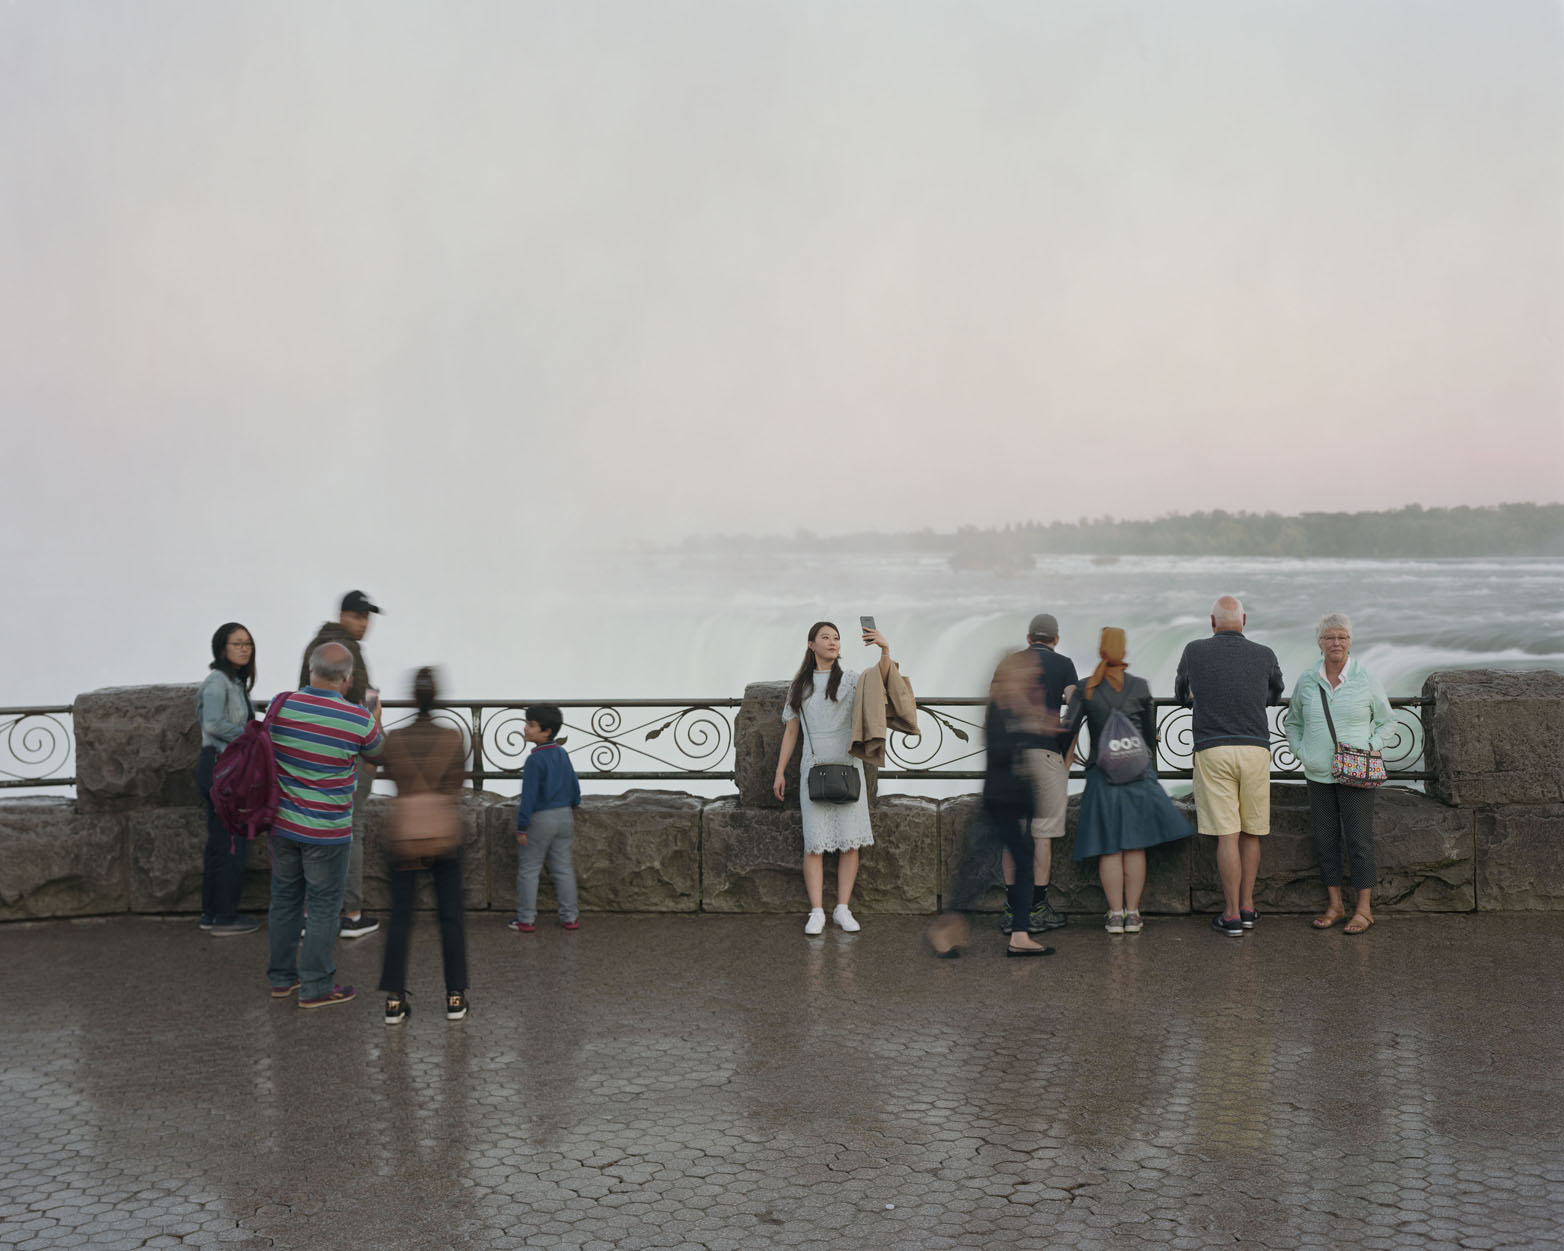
left=1063, top=628, right=1192, bottom=934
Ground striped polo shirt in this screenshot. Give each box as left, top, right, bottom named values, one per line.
left=266, top=687, right=384, bottom=844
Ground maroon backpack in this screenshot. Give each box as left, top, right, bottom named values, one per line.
left=211, top=693, right=285, bottom=844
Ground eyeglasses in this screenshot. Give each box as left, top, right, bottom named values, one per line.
left=228, top=640, right=254, bottom=649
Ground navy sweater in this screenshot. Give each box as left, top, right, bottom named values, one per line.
left=1173, top=632, right=1285, bottom=750
left=515, top=741, right=581, bottom=830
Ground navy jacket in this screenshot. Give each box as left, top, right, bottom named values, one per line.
left=515, top=741, right=581, bottom=830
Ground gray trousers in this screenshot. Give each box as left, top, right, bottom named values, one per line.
left=515, top=807, right=578, bottom=924
left=344, top=761, right=373, bottom=915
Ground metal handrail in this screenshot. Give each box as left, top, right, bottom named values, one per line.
left=1, top=694, right=1431, bottom=791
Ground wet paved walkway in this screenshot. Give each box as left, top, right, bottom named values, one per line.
left=2, top=912, right=1561, bottom=1251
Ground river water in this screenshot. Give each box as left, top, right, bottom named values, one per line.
left=4, top=551, right=1561, bottom=795
left=557, top=551, right=1564, bottom=699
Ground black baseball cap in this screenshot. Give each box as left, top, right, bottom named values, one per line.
left=340, top=590, right=382, bottom=615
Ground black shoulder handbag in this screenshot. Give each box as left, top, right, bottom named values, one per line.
left=798, top=696, right=861, bottom=804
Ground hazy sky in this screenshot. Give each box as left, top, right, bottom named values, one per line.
left=3, top=0, right=1561, bottom=557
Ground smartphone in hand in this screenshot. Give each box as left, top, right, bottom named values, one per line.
left=860, top=615, right=876, bottom=641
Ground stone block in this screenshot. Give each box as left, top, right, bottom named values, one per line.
left=703, top=797, right=932, bottom=913
left=361, top=792, right=495, bottom=912
left=1373, top=787, right=1474, bottom=911
left=938, top=792, right=1193, bottom=917
left=125, top=807, right=278, bottom=914
left=1191, top=783, right=1474, bottom=913
left=0, top=798, right=128, bottom=919
left=1476, top=805, right=1564, bottom=910
left=1423, top=669, right=1564, bottom=808
left=702, top=795, right=937, bottom=914
left=127, top=806, right=206, bottom=912
left=75, top=684, right=204, bottom=812
left=1191, top=784, right=1330, bottom=913
left=734, top=681, right=796, bottom=810
left=701, top=798, right=805, bottom=912
left=489, top=790, right=704, bottom=916
left=859, top=795, right=938, bottom=912
left=938, top=794, right=1004, bottom=913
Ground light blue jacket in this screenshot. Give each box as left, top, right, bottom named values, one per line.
left=1282, top=657, right=1394, bottom=784
left=197, top=670, right=252, bottom=750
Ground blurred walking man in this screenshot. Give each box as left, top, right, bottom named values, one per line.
left=266, top=642, right=385, bottom=1007
left=1174, top=596, right=1284, bottom=936
left=997, top=613, right=1077, bottom=933
left=300, top=590, right=382, bottom=939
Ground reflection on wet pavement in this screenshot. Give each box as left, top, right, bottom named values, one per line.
left=1, top=913, right=1560, bottom=1249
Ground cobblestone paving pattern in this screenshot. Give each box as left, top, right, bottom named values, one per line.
left=1, top=913, right=1561, bottom=1250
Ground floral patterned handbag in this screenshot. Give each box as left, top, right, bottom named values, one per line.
left=1317, top=681, right=1387, bottom=789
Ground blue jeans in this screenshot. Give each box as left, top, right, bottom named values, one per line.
left=515, top=807, right=578, bottom=925
left=267, top=836, right=351, bottom=999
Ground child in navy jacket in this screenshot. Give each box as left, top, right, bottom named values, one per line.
left=508, top=704, right=582, bottom=933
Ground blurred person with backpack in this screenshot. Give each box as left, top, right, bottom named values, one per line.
left=195, top=622, right=261, bottom=936
left=265, top=641, right=385, bottom=1009
left=299, top=590, right=382, bottom=940
left=924, top=655, right=1056, bottom=959
left=378, top=668, right=470, bottom=1025
left=1063, top=628, right=1192, bottom=935
left=992, top=613, right=1079, bottom=936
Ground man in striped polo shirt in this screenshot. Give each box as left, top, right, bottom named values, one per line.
left=265, top=641, right=385, bottom=1008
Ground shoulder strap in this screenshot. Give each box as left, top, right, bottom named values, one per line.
left=1317, top=678, right=1340, bottom=743
left=797, top=696, right=815, bottom=756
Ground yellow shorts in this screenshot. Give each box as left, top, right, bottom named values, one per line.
left=1192, top=745, right=1272, bottom=836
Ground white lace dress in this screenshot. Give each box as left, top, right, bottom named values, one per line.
left=782, top=669, right=875, bottom=854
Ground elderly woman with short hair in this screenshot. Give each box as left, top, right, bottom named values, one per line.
left=1283, top=613, right=1394, bottom=934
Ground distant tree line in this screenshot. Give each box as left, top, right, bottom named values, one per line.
left=677, top=503, right=1564, bottom=559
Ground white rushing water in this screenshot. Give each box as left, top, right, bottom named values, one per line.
left=4, top=551, right=1560, bottom=796
left=5, top=552, right=1562, bottom=705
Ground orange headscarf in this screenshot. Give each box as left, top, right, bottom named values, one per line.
left=1084, top=627, right=1128, bottom=699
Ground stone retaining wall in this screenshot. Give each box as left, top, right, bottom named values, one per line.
left=0, top=668, right=1560, bottom=920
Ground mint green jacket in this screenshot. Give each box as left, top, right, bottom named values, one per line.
left=1282, top=657, right=1394, bottom=784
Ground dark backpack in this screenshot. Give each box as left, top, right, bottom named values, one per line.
left=1094, top=685, right=1151, bottom=784
left=211, top=693, right=285, bottom=843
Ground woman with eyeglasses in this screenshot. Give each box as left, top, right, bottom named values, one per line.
left=195, top=622, right=260, bottom=935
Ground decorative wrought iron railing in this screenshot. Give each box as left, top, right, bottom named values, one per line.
left=0, top=707, right=74, bottom=791
left=0, top=696, right=1431, bottom=791
left=374, top=699, right=744, bottom=788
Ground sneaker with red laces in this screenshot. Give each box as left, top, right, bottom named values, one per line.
left=299, top=984, right=356, bottom=1009
left=507, top=920, right=536, bottom=933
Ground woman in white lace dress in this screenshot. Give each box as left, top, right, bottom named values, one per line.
left=773, top=621, right=892, bottom=935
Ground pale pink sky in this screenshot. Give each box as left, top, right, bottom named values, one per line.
left=2, top=1, right=1560, bottom=553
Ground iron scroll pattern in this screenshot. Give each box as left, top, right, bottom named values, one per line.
left=0, top=695, right=1430, bottom=792
left=377, top=700, right=742, bottom=786
left=1150, top=699, right=1428, bottom=780
left=879, top=697, right=1430, bottom=782
left=0, top=707, right=75, bottom=789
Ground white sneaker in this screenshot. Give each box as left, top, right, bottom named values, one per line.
left=833, top=904, right=861, bottom=933
left=804, top=908, right=826, bottom=936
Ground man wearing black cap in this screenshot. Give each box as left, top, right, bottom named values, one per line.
left=998, top=613, right=1078, bottom=934
left=299, top=591, right=383, bottom=939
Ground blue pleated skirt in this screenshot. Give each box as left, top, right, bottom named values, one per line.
left=1073, top=769, right=1194, bottom=860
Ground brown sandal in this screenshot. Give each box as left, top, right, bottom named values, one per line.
left=1311, top=909, right=1345, bottom=929
left=1344, top=913, right=1375, bottom=934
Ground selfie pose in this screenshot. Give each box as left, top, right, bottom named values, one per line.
left=773, top=621, right=893, bottom=935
